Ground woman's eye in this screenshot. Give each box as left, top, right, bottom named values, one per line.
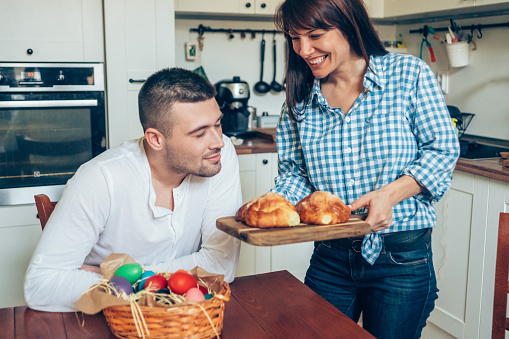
left=310, top=34, right=323, bottom=39
left=290, top=36, right=300, bottom=41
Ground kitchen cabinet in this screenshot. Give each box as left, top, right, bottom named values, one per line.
left=236, top=152, right=314, bottom=281
left=104, top=0, right=176, bottom=148
left=175, top=0, right=282, bottom=16
left=384, top=0, right=426, bottom=17
left=0, top=204, right=42, bottom=308
left=0, top=0, right=104, bottom=62
left=424, top=0, right=475, bottom=13
left=364, top=0, right=385, bottom=18
left=424, top=171, right=509, bottom=339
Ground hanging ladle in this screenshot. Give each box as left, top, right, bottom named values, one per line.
left=270, top=34, right=283, bottom=92
left=254, top=33, right=271, bottom=94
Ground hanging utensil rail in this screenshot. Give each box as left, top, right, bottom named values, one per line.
left=190, top=24, right=282, bottom=37
left=410, top=21, right=509, bottom=35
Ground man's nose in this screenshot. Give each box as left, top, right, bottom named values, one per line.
left=210, top=127, right=224, bottom=149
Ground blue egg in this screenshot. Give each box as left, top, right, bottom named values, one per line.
left=204, top=293, right=213, bottom=300
left=109, top=275, right=134, bottom=296
left=137, top=270, right=155, bottom=291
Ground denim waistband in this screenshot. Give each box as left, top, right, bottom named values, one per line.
left=329, top=228, right=432, bottom=252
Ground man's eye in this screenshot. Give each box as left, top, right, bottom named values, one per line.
left=196, top=131, right=206, bottom=138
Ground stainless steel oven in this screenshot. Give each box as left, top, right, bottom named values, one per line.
left=0, top=63, right=107, bottom=205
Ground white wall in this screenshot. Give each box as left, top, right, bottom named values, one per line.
left=396, top=15, right=509, bottom=141
left=175, top=19, right=287, bottom=117
left=175, top=16, right=509, bottom=142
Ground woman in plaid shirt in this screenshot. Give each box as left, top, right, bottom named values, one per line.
left=272, top=0, right=460, bottom=338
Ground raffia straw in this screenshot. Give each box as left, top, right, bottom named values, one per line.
left=130, top=299, right=149, bottom=339
left=75, top=311, right=85, bottom=327
left=196, top=302, right=220, bottom=339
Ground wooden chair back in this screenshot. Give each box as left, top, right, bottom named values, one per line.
left=34, top=194, right=57, bottom=230
left=492, top=212, right=509, bottom=339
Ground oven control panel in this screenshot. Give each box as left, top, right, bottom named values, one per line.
left=0, top=63, right=104, bottom=91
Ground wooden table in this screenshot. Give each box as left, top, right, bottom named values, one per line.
left=0, top=270, right=373, bottom=338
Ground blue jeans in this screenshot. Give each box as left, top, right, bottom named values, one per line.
left=304, top=237, right=438, bottom=339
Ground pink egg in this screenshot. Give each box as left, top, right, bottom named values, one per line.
left=185, top=287, right=205, bottom=302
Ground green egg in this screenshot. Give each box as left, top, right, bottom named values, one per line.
left=114, top=263, right=143, bottom=285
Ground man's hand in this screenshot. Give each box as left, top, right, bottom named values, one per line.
left=79, top=264, right=102, bottom=274
left=349, top=175, right=424, bottom=232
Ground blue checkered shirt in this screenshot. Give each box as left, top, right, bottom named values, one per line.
left=271, top=53, right=460, bottom=264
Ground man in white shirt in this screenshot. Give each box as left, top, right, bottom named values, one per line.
left=24, top=68, right=242, bottom=312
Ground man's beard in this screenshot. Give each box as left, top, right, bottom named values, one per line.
left=164, top=146, right=222, bottom=178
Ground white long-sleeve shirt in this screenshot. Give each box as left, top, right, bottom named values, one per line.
left=24, top=136, right=241, bottom=312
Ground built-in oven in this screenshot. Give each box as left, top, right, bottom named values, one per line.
left=0, top=63, right=107, bottom=205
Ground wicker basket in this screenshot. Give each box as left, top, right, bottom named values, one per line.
left=103, top=281, right=230, bottom=339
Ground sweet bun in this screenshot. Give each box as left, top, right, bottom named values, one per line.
left=296, top=191, right=351, bottom=225
left=235, top=192, right=300, bottom=228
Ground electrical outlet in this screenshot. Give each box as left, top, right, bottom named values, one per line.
left=185, top=42, right=197, bottom=61
left=437, top=72, right=449, bottom=94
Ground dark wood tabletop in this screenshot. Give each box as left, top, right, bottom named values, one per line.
left=0, top=270, right=373, bottom=339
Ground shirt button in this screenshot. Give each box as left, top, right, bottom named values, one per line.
left=346, top=147, right=352, bottom=153
left=345, top=117, right=351, bottom=123
left=33, top=255, right=42, bottom=264
left=348, top=179, right=355, bottom=186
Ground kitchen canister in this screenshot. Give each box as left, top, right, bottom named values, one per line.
left=446, top=41, right=469, bottom=67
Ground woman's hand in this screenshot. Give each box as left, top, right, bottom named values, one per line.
left=349, top=190, right=394, bottom=232
left=349, top=175, right=424, bottom=232
left=79, top=264, right=102, bottom=274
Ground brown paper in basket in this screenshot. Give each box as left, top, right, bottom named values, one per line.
left=75, top=253, right=224, bottom=314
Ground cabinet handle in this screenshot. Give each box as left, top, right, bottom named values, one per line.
left=26, top=48, right=33, bottom=55
left=245, top=2, right=251, bottom=8
left=129, top=79, right=146, bottom=83
left=260, top=3, right=266, bottom=8
left=262, top=159, right=268, bottom=164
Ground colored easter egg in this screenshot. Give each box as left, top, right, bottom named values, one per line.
left=168, top=272, right=197, bottom=295
left=114, top=263, right=143, bottom=285
left=185, top=287, right=205, bottom=302
left=109, top=276, right=134, bottom=296
left=137, top=271, right=155, bottom=291
left=204, top=293, right=213, bottom=300
left=198, top=284, right=208, bottom=295
left=144, top=274, right=167, bottom=292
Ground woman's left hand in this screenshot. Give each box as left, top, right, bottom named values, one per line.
left=349, top=190, right=393, bottom=232
left=349, top=175, right=424, bottom=232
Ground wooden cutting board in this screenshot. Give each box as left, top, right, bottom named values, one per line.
left=216, top=215, right=371, bottom=246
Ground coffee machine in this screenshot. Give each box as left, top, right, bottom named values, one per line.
left=215, top=76, right=255, bottom=138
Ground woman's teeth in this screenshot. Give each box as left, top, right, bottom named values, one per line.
left=309, top=56, right=326, bottom=65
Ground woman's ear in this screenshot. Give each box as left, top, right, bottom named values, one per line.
left=144, top=128, right=165, bottom=151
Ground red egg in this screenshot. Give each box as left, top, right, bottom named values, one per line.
left=144, top=274, right=167, bottom=292
left=198, top=284, right=208, bottom=295
left=168, top=272, right=197, bottom=295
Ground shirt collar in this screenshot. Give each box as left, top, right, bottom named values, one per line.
left=294, top=54, right=390, bottom=117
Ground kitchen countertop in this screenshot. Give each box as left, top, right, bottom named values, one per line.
left=233, top=128, right=277, bottom=154
left=455, top=157, right=509, bottom=183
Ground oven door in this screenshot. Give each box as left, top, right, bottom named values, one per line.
left=0, top=92, right=106, bottom=205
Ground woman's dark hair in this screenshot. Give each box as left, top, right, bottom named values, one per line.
left=138, top=67, right=216, bottom=136
left=275, top=0, right=387, bottom=119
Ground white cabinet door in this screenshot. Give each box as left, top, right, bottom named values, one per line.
left=364, top=0, right=385, bottom=18
left=428, top=171, right=509, bottom=339
left=0, top=204, right=42, bottom=308
left=0, top=0, right=103, bottom=62
left=384, top=0, right=426, bottom=17
left=236, top=152, right=313, bottom=281
left=104, top=0, right=175, bottom=148
left=175, top=0, right=240, bottom=13
left=425, top=0, right=475, bottom=12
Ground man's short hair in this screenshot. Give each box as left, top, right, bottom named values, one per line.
left=138, top=67, right=216, bottom=136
